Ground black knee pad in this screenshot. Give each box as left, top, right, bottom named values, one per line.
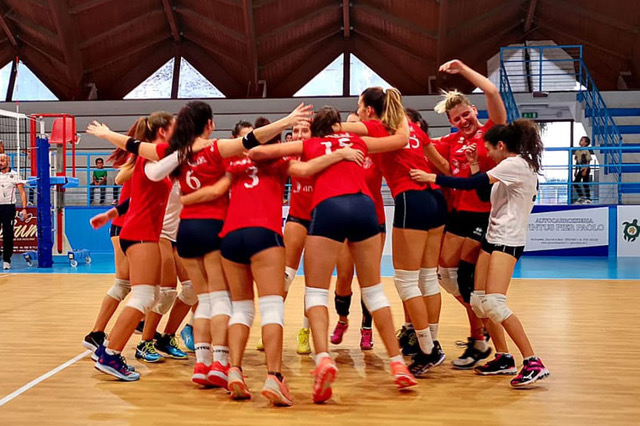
left=457, top=260, right=475, bottom=303
left=360, top=298, right=373, bottom=328
left=335, top=293, right=352, bottom=317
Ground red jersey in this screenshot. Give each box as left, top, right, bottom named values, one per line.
left=430, top=138, right=455, bottom=211
left=220, top=156, right=290, bottom=237
left=120, top=146, right=172, bottom=241
left=289, top=174, right=314, bottom=221
left=301, top=132, right=372, bottom=209
left=440, top=120, right=496, bottom=213
left=178, top=141, right=229, bottom=220
left=363, top=120, right=431, bottom=198
left=363, top=155, right=385, bottom=225
left=112, top=179, right=131, bottom=228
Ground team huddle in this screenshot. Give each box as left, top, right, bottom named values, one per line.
left=81, top=59, right=548, bottom=407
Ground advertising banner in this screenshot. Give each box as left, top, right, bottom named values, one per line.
left=0, top=207, right=38, bottom=253
left=525, top=207, right=608, bottom=252
left=617, top=206, right=640, bottom=257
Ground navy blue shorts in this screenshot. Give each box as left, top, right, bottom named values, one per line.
left=446, top=210, right=490, bottom=242
left=393, top=189, right=447, bottom=231
left=177, top=219, right=224, bottom=258
left=481, top=238, right=524, bottom=260
left=119, top=238, right=152, bottom=254
left=286, top=215, right=311, bottom=231
left=110, top=224, right=122, bottom=238
left=221, top=227, right=284, bottom=265
left=309, top=193, right=379, bottom=243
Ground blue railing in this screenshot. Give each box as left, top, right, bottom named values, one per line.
left=498, top=65, right=520, bottom=123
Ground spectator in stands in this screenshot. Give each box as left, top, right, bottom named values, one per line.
left=0, top=153, right=27, bottom=270
left=91, top=157, right=108, bottom=204
left=285, top=132, right=293, bottom=142
left=574, top=136, right=592, bottom=204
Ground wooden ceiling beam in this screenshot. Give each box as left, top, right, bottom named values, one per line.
left=436, top=0, right=448, bottom=66
left=19, top=37, right=67, bottom=69
left=539, top=0, right=637, bottom=34
left=161, top=0, right=182, bottom=43
left=447, top=1, right=519, bottom=34
left=181, top=41, right=245, bottom=98
left=257, top=4, right=339, bottom=44
left=48, top=0, right=85, bottom=98
left=87, top=32, right=171, bottom=73
left=342, top=0, right=350, bottom=39
left=181, top=30, right=246, bottom=67
left=352, top=27, right=433, bottom=64
left=6, top=10, right=58, bottom=40
left=242, top=0, right=259, bottom=91
left=175, top=7, right=246, bottom=44
left=18, top=46, right=72, bottom=99
left=0, top=9, right=18, bottom=48
left=536, top=22, right=631, bottom=61
left=69, top=0, right=114, bottom=14
left=79, top=10, right=165, bottom=49
left=260, top=27, right=341, bottom=69
left=524, top=0, right=538, bottom=33
left=357, top=4, right=437, bottom=40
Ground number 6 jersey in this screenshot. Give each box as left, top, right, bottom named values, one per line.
left=178, top=140, right=229, bottom=220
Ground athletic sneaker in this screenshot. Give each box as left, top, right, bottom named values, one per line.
left=180, top=324, right=195, bottom=352
left=207, top=361, right=229, bottom=389
left=134, top=320, right=144, bottom=334
left=452, top=337, right=492, bottom=369
left=83, top=331, right=106, bottom=352
left=433, top=340, right=445, bottom=363
left=397, top=326, right=419, bottom=356
left=256, top=337, right=265, bottom=351
left=228, top=366, right=252, bottom=400
left=261, top=374, right=293, bottom=406
left=95, top=350, right=140, bottom=381
left=409, top=347, right=446, bottom=377
left=135, top=340, right=164, bottom=363
left=360, top=328, right=373, bottom=350
left=312, top=357, right=338, bottom=403
left=474, top=353, right=517, bottom=375
left=155, top=334, right=188, bottom=359
left=192, top=362, right=211, bottom=386
left=330, top=321, right=348, bottom=345
left=297, top=327, right=311, bottom=355
left=510, top=357, right=549, bottom=388
left=3, top=261, right=10, bottom=270
left=390, top=361, right=418, bottom=390
left=93, top=345, right=135, bottom=371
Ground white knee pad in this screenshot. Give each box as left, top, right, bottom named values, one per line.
left=152, top=286, right=178, bottom=315
left=470, top=291, right=487, bottom=318
left=305, top=287, right=329, bottom=310
left=482, top=293, right=513, bottom=324
left=107, top=278, right=131, bottom=302
left=194, top=293, right=212, bottom=320
left=209, top=291, right=232, bottom=318
left=125, top=285, right=157, bottom=314
left=393, top=269, right=422, bottom=301
left=177, top=280, right=197, bottom=306
left=439, top=267, right=460, bottom=297
left=259, top=295, right=285, bottom=327
left=229, top=300, right=255, bottom=327
left=284, top=266, right=296, bottom=293
left=419, top=268, right=440, bottom=296
left=361, top=283, right=390, bottom=313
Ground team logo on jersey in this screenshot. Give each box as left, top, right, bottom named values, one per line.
left=186, top=156, right=206, bottom=167
left=622, top=218, right=639, bottom=242
left=363, top=156, right=373, bottom=169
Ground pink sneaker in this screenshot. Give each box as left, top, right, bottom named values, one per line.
left=330, top=321, right=348, bottom=345
left=207, top=361, right=229, bottom=389
left=360, top=328, right=373, bottom=350
left=312, top=357, right=338, bottom=404
left=192, top=363, right=211, bottom=386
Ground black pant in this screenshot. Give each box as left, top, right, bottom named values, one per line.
left=0, top=204, right=16, bottom=263
left=91, top=184, right=106, bottom=204
left=574, top=170, right=591, bottom=199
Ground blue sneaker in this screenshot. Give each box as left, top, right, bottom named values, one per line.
left=93, top=345, right=135, bottom=371
left=95, top=349, right=140, bottom=381
left=135, top=340, right=164, bottom=363
left=180, top=324, right=195, bottom=352
left=155, top=334, right=188, bottom=359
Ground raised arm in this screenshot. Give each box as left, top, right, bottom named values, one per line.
left=440, top=59, right=507, bottom=125
left=86, top=122, right=161, bottom=161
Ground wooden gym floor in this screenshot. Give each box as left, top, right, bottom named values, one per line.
left=0, top=273, right=639, bottom=425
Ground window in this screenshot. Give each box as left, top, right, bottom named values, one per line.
left=0, top=61, right=58, bottom=101
left=294, top=54, right=344, bottom=97
left=178, top=58, right=224, bottom=99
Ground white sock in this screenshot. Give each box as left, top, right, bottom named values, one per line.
left=315, top=351, right=331, bottom=366
left=105, top=347, right=120, bottom=356
left=212, top=346, right=229, bottom=366
left=429, top=323, right=439, bottom=341
left=390, top=355, right=405, bottom=364
left=474, top=338, right=489, bottom=352
left=195, top=342, right=212, bottom=366
left=416, top=328, right=434, bottom=354
left=302, top=316, right=309, bottom=329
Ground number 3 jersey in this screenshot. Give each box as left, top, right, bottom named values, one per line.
left=220, top=155, right=291, bottom=238
left=177, top=140, right=229, bottom=220
left=301, top=132, right=372, bottom=210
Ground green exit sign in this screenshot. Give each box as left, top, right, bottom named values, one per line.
left=522, top=112, right=538, bottom=119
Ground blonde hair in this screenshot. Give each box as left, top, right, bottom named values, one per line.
left=360, top=86, right=406, bottom=134
left=434, top=90, right=471, bottom=115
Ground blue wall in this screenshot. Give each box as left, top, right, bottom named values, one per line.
left=65, top=206, right=113, bottom=254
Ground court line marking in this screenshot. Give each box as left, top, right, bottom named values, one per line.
left=0, top=350, right=91, bottom=407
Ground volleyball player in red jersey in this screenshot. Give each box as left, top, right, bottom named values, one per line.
left=433, top=60, right=507, bottom=370
left=338, top=88, right=447, bottom=376
left=330, top=112, right=382, bottom=351
left=86, top=112, right=175, bottom=381
left=249, top=106, right=417, bottom=403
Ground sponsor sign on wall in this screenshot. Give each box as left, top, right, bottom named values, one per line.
left=525, top=207, right=608, bottom=252
left=617, top=206, right=640, bottom=257
left=0, top=207, right=38, bottom=253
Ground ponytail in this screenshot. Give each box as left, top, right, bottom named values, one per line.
left=484, top=119, right=543, bottom=173
left=360, top=86, right=406, bottom=134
